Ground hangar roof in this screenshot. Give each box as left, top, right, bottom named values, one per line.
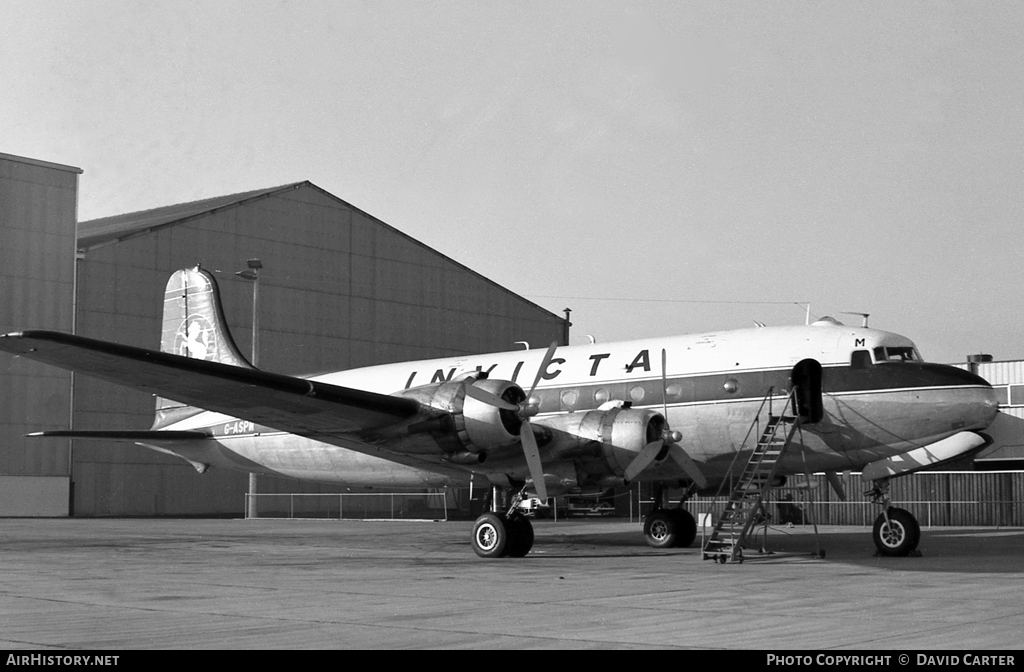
left=0, top=151, right=83, bottom=174
left=76, top=181, right=563, bottom=321
left=77, top=182, right=307, bottom=251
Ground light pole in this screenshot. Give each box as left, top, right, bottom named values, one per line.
left=236, top=259, right=262, bottom=518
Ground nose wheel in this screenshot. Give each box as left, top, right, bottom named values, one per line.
left=872, top=507, right=921, bottom=557
left=867, top=479, right=922, bottom=557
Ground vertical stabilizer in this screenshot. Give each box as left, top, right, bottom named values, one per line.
left=161, top=266, right=253, bottom=367
left=154, top=266, right=253, bottom=427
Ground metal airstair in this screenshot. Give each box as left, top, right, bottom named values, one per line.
left=702, top=388, right=800, bottom=563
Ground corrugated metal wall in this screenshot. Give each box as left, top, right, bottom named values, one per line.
left=73, top=184, right=567, bottom=515
left=0, top=154, right=80, bottom=511
left=687, top=471, right=1024, bottom=527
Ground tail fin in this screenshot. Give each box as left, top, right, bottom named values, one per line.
left=154, top=266, right=253, bottom=427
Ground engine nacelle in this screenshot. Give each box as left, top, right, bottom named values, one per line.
left=538, top=406, right=668, bottom=477
left=396, top=378, right=526, bottom=456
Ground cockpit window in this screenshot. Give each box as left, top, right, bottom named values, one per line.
left=873, top=346, right=921, bottom=363
left=851, top=350, right=872, bottom=369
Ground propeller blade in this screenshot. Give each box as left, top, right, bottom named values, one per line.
left=464, top=384, right=519, bottom=411
left=525, top=341, right=559, bottom=400
left=520, top=422, right=548, bottom=501
left=624, top=439, right=664, bottom=483
left=661, top=348, right=669, bottom=419
left=667, top=444, right=707, bottom=488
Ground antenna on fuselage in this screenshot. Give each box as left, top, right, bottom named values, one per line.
left=841, top=312, right=870, bottom=328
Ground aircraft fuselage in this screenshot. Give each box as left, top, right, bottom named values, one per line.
left=159, top=321, right=999, bottom=492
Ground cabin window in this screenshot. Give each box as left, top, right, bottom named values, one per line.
left=851, top=350, right=872, bottom=369
left=1010, top=385, right=1024, bottom=406
left=993, top=386, right=1009, bottom=406
left=873, top=346, right=921, bottom=363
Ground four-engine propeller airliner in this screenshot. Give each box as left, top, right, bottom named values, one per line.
left=0, top=267, right=1000, bottom=559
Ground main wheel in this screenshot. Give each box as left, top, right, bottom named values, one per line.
left=672, top=510, right=697, bottom=548
left=644, top=510, right=679, bottom=548
left=506, top=515, right=535, bottom=558
left=472, top=513, right=510, bottom=558
left=872, top=507, right=921, bottom=557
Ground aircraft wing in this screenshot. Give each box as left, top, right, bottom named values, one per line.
left=0, top=330, right=423, bottom=436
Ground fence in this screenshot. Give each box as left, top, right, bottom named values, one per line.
left=245, top=491, right=449, bottom=521
left=644, top=471, right=1024, bottom=527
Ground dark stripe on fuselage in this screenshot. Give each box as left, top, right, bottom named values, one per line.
left=196, top=362, right=989, bottom=436
left=528, top=361, right=989, bottom=416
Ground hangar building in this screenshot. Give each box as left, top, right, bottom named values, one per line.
left=0, top=153, right=80, bottom=515
left=1, top=152, right=568, bottom=516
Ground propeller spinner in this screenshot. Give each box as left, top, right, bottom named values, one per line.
left=464, top=341, right=559, bottom=501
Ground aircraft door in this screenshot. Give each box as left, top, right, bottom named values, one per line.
left=791, top=359, right=823, bottom=424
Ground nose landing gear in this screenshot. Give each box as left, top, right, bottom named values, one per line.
left=867, top=478, right=922, bottom=557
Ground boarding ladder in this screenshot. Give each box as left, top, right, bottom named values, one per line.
left=702, top=388, right=800, bottom=563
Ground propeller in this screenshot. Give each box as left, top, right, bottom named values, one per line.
left=516, top=341, right=559, bottom=501
left=464, top=384, right=519, bottom=411
left=624, top=437, right=666, bottom=482
left=465, top=341, right=558, bottom=501
left=622, top=348, right=706, bottom=488
left=667, top=444, right=707, bottom=488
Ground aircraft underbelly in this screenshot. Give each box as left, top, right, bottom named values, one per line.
left=154, top=434, right=465, bottom=488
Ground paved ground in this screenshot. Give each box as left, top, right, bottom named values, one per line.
left=1, top=517, right=1022, bottom=650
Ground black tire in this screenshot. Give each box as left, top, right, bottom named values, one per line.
left=872, top=507, right=921, bottom=557
left=644, top=510, right=678, bottom=548
left=672, top=510, right=698, bottom=548
left=506, top=515, right=535, bottom=558
left=472, top=513, right=509, bottom=559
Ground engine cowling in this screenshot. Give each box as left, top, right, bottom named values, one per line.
left=538, top=406, right=668, bottom=477
left=396, top=378, right=526, bottom=458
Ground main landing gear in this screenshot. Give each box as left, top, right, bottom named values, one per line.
left=643, top=484, right=698, bottom=549
left=867, top=478, right=922, bottom=557
left=471, top=486, right=535, bottom=559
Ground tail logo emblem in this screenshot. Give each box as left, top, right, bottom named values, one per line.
left=175, top=316, right=218, bottom=360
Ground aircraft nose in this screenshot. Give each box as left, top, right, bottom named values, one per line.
left=932, top=364, right=1000, bottom=430
left=973, top=385, right=1001, bottom=429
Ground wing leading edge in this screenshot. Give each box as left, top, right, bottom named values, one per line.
left=0, top=330, right=422, bottom=436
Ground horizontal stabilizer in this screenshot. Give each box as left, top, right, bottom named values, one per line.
left=27, top=430, right=209, bottom=441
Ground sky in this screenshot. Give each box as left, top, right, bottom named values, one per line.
left=3, top=0, right=1023, bottom=364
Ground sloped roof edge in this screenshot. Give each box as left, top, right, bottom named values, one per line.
left=0, top=151, right=83, bottom=174
left=77, top=182, right=308, bottom=251
left=77, top=181, right=563, bottom=323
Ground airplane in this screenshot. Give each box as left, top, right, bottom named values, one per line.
left=0, top=267, right=1000, bottom=559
